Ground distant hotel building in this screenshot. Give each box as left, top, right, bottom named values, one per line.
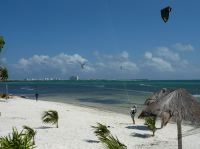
left=69, top=75, right=79, bottom=81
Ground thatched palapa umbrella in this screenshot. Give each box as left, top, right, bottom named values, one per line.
left=139, top=88, right=200, bottom=149
left=144, top=88, right=174, bottom=105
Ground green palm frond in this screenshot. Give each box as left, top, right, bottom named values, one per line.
left=42, top=110, right=59, bottom=128
left=92, top=123, right=127, bottom=149
left=100, top=135, right=127, bottom=149
left=0, top=67, right=8, bottom=81
left=23, top=125, right=37, bottom=144
left=145, top=117, right=156, bottom=136
left=0, top=127, right=35, bottom=149
left=92, top=123, right=110, bottom=138
left=0, top=36, right=5, bottom=52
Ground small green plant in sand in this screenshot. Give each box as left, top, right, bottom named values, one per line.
left=100, top=135, right=127, bottom=149
left=92, top=123, right=110, bottom=138
left=145, top=117, right=156, bottom=136
left=23, top=125, right=37, bottom=145
left=0, top=93, right=8, bottom=99
left=92, top=123, right=127, bottom=149
left=0, top=127, right=36, bottom=149
left=42, top=110, right=59, bottom=128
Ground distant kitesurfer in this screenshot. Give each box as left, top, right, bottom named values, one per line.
left=78, top=61, right=86, bottom=69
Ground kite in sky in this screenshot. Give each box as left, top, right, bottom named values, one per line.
left=161, top=6, right=172, bottom=23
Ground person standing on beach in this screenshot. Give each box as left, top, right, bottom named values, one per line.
left=35, top=92, right=39, bottom=101
left=130, top=105, right=137, bottom=124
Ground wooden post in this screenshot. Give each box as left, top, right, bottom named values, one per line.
left=177, top=120, right=182, bottom=149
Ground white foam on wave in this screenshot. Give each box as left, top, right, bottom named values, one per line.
left=139, top=83, right=153, bottom=87
left=21, top=87, right=34, bottom=91
left=193, top=94, right=200, bottom=98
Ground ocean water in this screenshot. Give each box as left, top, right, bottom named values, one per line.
left=1, top=80, right=200, bottom=114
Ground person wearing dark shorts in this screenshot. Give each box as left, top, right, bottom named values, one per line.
left=35, top=93, right=38, bottom=101
left=130, top=105, right=137, bottom=124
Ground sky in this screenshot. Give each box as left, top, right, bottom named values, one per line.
left=0, top=0, right=200, bottom=80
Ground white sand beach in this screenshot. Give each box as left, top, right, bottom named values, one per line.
left=0, top=97, right=200, bottom=149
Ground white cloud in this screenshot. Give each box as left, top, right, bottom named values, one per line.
left=0, top=57, right=7, bottom=64
left=156, top=47, right=181, bottom=62
left=144, top=52, right=174, bottom=72
left=94, top=51, right=139, bottom=73
left=144, top=52, right=152, bottom=59
left=17, top=53, right=89, bottom=68
left=19, top=58, right=30, bottom=66
left=119, top=51, right=129, bottom=60
left=173, top=43, right=195, bottom=51
left=12, top=51, right=139, bottom=79
left=144, top=46, right=189, bottom=72
left=120, top=61, right=138, bottom=71
left=14, top=53, right=95, bottom=78
left=9, top=44, right=198, bottom=80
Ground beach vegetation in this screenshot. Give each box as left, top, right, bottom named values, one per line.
left=139, top=88, right=200, bottom=149
left=92, top=123, right=110, bottom=138
left=42, top=110, right=59, bottom=128
left=92, top=123, right=127, bottom=149
left=0, top=67, right=8, bottom=81
left=0, top=36, right=8, bottom=82
left=0, top=127, right=36, bottom=149
left=100, top=135, right=127, bottom=149
left=23, top=125, right=37, bottom=145
left=145, top=117, right=156, bottom=136
left=0, top=93, right=8, bottom=99
left=0, top=36, right=9, bottom=99
left=0, top=36, right=5, bottom=52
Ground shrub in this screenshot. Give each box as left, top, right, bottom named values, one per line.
left=42, top=110, right=59, bottom=128
left=92, top=123, right=110, bottom=138
left=0, top=127, right=36, bottom=149
left=100, top=135, right=127, bottom=149
left=145, top=117, right=156, bottom=136
left=0, top=93, right=8, bottom=99
left=92, top=123, right=127, bottom=149
left=23, top=125, right=37, bottom=145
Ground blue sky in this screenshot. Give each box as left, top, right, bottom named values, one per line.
left=0, top=0, right=200, bottom=80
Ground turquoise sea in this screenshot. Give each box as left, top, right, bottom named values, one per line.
left=1, top=80, right=200, bottom=114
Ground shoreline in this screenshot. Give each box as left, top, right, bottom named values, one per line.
left=0, top=95, right=195, bottom=127
left=1, top=97, right=200, bottom=149
left=31, top=95, right=145, bottom=116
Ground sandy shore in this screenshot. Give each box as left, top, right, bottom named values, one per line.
left=0, top=97, right=200, bottom=149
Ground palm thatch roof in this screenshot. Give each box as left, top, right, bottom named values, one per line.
left=144, top=88, right=174, bottom=105
left=140, top=88, right=200, bottom=125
